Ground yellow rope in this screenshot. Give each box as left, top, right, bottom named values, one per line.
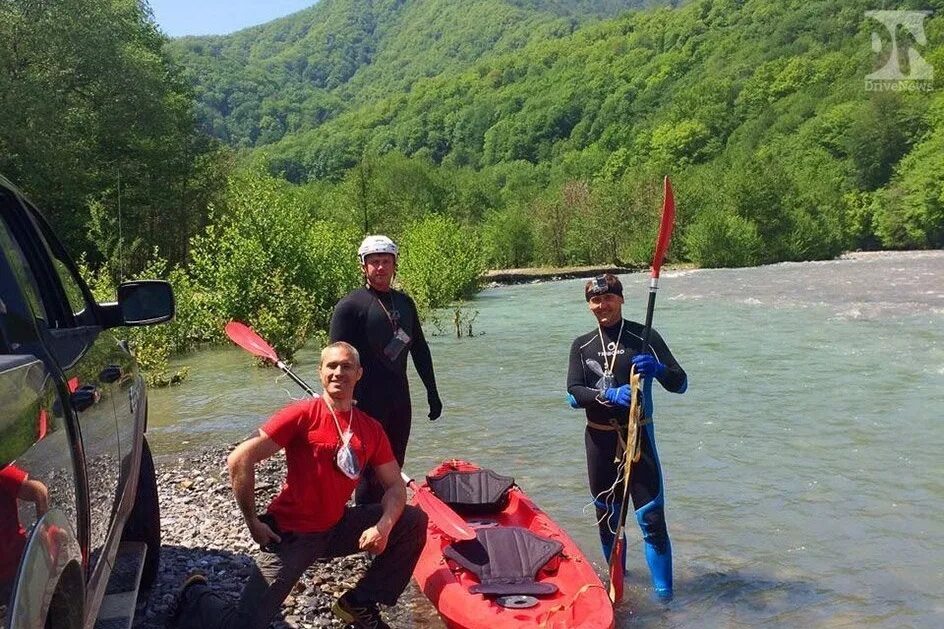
left=626, top=367, right=644, bottom=467
left=608, top=367, right=643, bottom=471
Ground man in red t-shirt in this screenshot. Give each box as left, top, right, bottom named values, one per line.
left=169, top=342, right=428, bottom=629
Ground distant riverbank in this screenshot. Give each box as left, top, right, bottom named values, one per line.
left=482, top=262, right=696, bottom=286
left=482, top=250, right=937, bottom=286
left=482, top=264, right=640, bottom=285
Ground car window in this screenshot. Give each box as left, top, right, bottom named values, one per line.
left=20, top=200, right=97, bottom=328
left=50, top=255, right=94, bottom=324
left=0, top=191, right=47, bottom=326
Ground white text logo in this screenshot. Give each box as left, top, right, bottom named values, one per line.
left=865, top=10, right=934, bottom=92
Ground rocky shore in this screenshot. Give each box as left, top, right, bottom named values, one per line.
left=134, top=446, right=443, bottom=628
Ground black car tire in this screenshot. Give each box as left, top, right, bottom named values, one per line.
left=120, top=435, right=161, bottom=590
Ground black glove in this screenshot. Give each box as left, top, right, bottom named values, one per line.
left=427, top=392, right=443, bottom=421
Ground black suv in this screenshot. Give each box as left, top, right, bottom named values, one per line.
left=0, top=174, right=173, bottom=628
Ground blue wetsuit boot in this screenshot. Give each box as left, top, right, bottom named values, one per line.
left=636, top=501, right=673, bottom=601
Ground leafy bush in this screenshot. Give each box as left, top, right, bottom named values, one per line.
left=397, top=215, right=485, bottom=312
left=481, top=206, right=535, bottom=268
left=187, top=169, right=362, bottom=360
left=682, top=208, right=763, bottom=268
left=873, top=127, right=944, bottom=249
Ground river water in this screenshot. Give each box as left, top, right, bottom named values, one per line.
left=148, top=250, right=944, bottom=628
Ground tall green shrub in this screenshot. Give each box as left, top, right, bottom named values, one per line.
left=482, top=206, right=535, bottom=268
left=873, top=127, right=944, bottom=249
left=397, top=215, right=485, bottom=312
left=682, top=208, right=763, bottom=269
left=187, top=170, right=362, bottom=359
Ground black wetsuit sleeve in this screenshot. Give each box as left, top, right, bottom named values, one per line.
left=567, top=336, right=606, bottom=408
left=647, top=328, right=687, bottom=394
left=328, top=296, right=360, bottom=344
left=407, top=296, right=438, bottom=395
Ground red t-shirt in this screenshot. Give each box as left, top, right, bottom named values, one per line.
left=262, top=398, right=395, bottom=533
left=0, top=465, right=27, bottom=582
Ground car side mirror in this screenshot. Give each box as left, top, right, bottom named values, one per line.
left=116, top=280, right=175, bottom=326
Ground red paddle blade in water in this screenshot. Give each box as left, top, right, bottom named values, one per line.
left=225, top=321, right=279, bottom=363
left=608, top=536, right=625, bottom=603
left=402, top=474, right=476, bottom=541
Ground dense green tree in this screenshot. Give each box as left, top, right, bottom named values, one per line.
left=874, top=126, right=944, bottom=249
left=0, top=0, right=225, bottom=268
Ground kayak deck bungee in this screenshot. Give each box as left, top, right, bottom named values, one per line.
left=411, top=460, right=615, bottom=629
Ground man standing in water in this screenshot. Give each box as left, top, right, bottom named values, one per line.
left=330, top=235, right=442, bottom=504
left=566, top=274, right=687, bottom=601
left=167, top=342, right=427, bottom=629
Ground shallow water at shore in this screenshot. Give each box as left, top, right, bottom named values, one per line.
left=150, top=250, right=944, bottom=627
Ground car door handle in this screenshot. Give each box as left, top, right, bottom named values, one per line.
left=71, top=384, right=101, bottom=412
left=99, top=365, right=123, bottom=383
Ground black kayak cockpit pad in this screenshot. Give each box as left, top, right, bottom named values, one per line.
left=426, top=468, right=515, bottom=515
left=444, top=526, right=564, bottom=596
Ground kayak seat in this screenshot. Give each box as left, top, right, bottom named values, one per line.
left=444, top=526, right=564, bottom=596
left=426, top=468, right=515, bottom=515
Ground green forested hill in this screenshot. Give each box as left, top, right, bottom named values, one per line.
left=252, top=0, right=941, bottom=261
left=168, top=0, right=943, bottom=264
left=166, top=0, right=662, bottom=146
left=266, top=0, right=937, bottom=177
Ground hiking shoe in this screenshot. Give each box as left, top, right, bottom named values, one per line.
left=165, top=571, right=207, bottom=628
left=332, top=591, right=390, bottom=629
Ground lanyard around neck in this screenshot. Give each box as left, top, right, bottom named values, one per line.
left=372, top=289, right=399, bottom=330
left=325, top=400, right=354, bottom=444
left=596, top=319, right=625, bottom=375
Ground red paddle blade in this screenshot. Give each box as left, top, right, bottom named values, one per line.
left=608, top=538, right=625, bottom=603
left=225, top=321, right=279, bottom=363
left=407, top=479, right=476, bottom=540
left=652, top=176, right=676, bottom=279
left=413, top=486, right=477, bottom=541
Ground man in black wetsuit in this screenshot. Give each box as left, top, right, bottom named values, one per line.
left=566, top=274, right=687, bottom=602
left=330, top=235, right=442, bottom=504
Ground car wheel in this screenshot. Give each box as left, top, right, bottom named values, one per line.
left=120, top=435, right=160, bottom=590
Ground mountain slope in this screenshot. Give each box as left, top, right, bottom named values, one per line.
left=165, top=0, right=661, bottom=146
left=254, top=0, right=942, bottom=257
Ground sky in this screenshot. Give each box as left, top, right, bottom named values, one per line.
left=148, top=1, right=317, bottom=38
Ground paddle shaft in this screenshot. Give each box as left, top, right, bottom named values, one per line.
left=276, top=359, right=318, bottom=397
left=608, top=177, right=674, bottom=602
left=607, top=279, right=658, bottom=601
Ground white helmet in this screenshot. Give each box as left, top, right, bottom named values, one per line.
left=357, top=235, right=398, bottom=262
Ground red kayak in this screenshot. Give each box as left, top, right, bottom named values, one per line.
left=411, top=460, right=614, bottom=629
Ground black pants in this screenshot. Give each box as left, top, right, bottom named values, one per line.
left=355, top=397, right=412, bottom=504
left=585, top=424, right=662, bottom=509
left=174, top=504, right=427, bottom=629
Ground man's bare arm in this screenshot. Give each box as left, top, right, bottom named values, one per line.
left=227, top=431, right=283, bottom=545
left=358, top=460, right=407, bottom=553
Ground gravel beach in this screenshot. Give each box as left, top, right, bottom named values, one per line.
left=134, top=445, right=443, bottom=629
